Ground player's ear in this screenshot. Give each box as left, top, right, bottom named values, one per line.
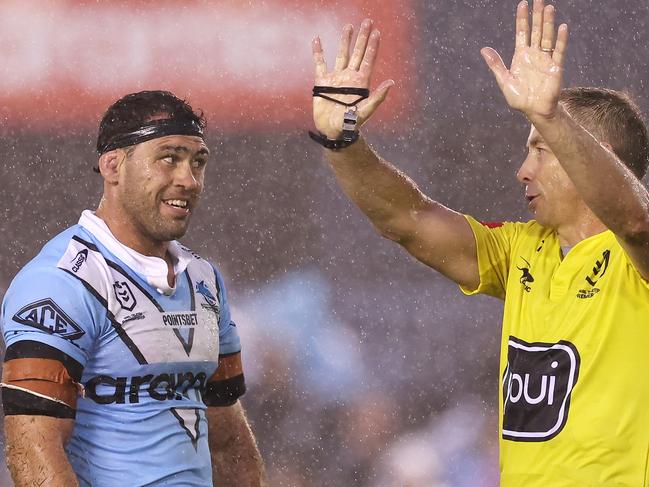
left=98, top=150, right=125, bottom=184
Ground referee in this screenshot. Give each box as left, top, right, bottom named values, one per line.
left=310, top=1, right=649, bottom=485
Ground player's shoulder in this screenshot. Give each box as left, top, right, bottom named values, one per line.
left=2, top=225, right=106, bottom=352
left=6, top=224, right=92, bottom=295
left=178, top=244, right=221, bottom=279
left=177, top=244, right=229, bottom=301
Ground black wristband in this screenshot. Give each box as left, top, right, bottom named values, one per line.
left=309, top=105, right=360, bottom=150
left=308, top=130, right=360, bottom=150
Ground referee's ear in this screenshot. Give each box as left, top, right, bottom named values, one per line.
left=97, top=150, right=123, bottom=185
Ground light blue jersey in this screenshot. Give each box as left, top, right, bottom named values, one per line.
left=1, top=212, right=241, bottom=486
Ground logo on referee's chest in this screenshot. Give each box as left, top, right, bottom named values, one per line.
left=502, top=336, right=580, bottom=442
left=576, top=249, right=610, bottom=299
left=516, top=256, right=534, bottom=292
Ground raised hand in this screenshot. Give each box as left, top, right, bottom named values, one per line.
left=481, top=0, right=568, bottom=121
left=312, top=19, right=394, bottom=139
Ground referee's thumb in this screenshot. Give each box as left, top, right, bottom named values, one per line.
left=359, top=79, right=394, bottom=125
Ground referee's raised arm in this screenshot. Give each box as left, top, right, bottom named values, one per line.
left=310, top=19, right=480, bottom=291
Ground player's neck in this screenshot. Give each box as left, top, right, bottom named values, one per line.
left=95, top=204, right=170, bottom=261
left=556, top=211, right=608, bottom=248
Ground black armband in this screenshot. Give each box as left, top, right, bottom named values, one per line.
left=203, top=374, right=246, bottom=407
left=1, top=387, right=76, bottom=418
left=2, top=340, right=83, bottom=418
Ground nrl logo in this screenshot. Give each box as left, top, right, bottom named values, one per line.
left=577, top=250, right=610, bottom=299
left=113, top=281, right=137, bottom=311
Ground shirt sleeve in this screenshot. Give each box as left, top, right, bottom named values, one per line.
left=459, top=215, right=520, bottom=300
left=212, top=266, right=242, bottom=356
left=1, top=265, right=102, bottom=367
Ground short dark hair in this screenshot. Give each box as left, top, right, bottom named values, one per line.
left=96, top=90, right=206, bottom=154
left=559, top=87, right=649, bottom=179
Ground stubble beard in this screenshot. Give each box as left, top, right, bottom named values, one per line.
left=120, top=185, right=192, bottom=244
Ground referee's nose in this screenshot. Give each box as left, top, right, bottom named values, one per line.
left=517, top=152, right=538, bottom=184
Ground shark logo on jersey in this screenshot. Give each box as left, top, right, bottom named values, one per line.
left=12, top=298, right=85, bottom=340
left=113, top=281, right=137, bottom=311
left=70, top=249, right=88, bottom=273
left=196, top=280, right=219, bottom=319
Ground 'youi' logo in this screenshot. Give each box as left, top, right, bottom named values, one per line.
left=502, top=336, right=580, bottom=442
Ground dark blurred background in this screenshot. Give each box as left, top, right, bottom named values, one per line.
left=1, top=1, right=648, bottom=485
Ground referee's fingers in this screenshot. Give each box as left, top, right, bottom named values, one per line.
left=359, top=29, right=381, bottom=80
left=358, top=79, right=394, bottom=124
left=334, top=24, right=353, bottom=71
left=480, top=47, right=508, bottom=92
left=312, top=36, right=327, bottom=79
left=349, top=19, right=372, bottom=71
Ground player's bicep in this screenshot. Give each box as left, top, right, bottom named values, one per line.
left=395, top=203, right=480, bottom=289
left=2, top=340, right=84, bottom=418
left=203, top=352, right=246, bottom=407
left=2, top=269, right=99, bottom=364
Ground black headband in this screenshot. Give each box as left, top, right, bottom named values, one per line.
left=97, top=119, right=204, bottom=154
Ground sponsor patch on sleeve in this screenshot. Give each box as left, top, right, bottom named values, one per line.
left=12, top=299, right=85, bottom=341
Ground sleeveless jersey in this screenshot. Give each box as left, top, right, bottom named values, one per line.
left=461, top=215, right=649, bottom=486
left=1, top=213, right=241, bottom=486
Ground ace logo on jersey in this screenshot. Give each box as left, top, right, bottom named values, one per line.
left=502, top=336, right=580, bottom=442
left=12, top=298, right=85, bottom=340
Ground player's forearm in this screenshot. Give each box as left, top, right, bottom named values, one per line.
left=324, top=136, right=435, bottom=240
left=5, top=417, right=79, bottom=487
left=531, top=106, right=649, bottom=239
left=211, top=441, right=265, bottom=487
left=207, top=403, right=265, bottom=486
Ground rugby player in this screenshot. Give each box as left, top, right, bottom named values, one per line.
left=310, top=1, right=649, bottom=484
left=1, top=91, right=265, bottom=486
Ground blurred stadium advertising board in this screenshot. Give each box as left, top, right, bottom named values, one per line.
left=0, top=0, right=414, bottom=131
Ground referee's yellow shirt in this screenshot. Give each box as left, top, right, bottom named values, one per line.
left=462, top=215, right=649, bottom=486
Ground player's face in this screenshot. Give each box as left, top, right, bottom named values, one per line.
left=517, top=126, right=583, bottom=228
left=118, top=135, right=209, bottom=243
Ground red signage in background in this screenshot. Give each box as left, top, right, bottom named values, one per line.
left=0, top=0, right=415, bottom=131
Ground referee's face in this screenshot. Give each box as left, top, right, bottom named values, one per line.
left=117, top=135, right=209, bottom=243
left=518, top=126, right=585, bottom=229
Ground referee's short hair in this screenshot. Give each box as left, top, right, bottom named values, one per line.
left=96, top=91, right=206, bottom=154
left=560, top=87, right=649, bottom=179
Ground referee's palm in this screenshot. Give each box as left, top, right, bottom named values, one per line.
left=481, top=0, right=569, bottom=120
left=311, top=19, right=393, bottom=139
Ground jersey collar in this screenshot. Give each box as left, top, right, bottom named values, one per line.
left=78, top=210, right=192, bottom=296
